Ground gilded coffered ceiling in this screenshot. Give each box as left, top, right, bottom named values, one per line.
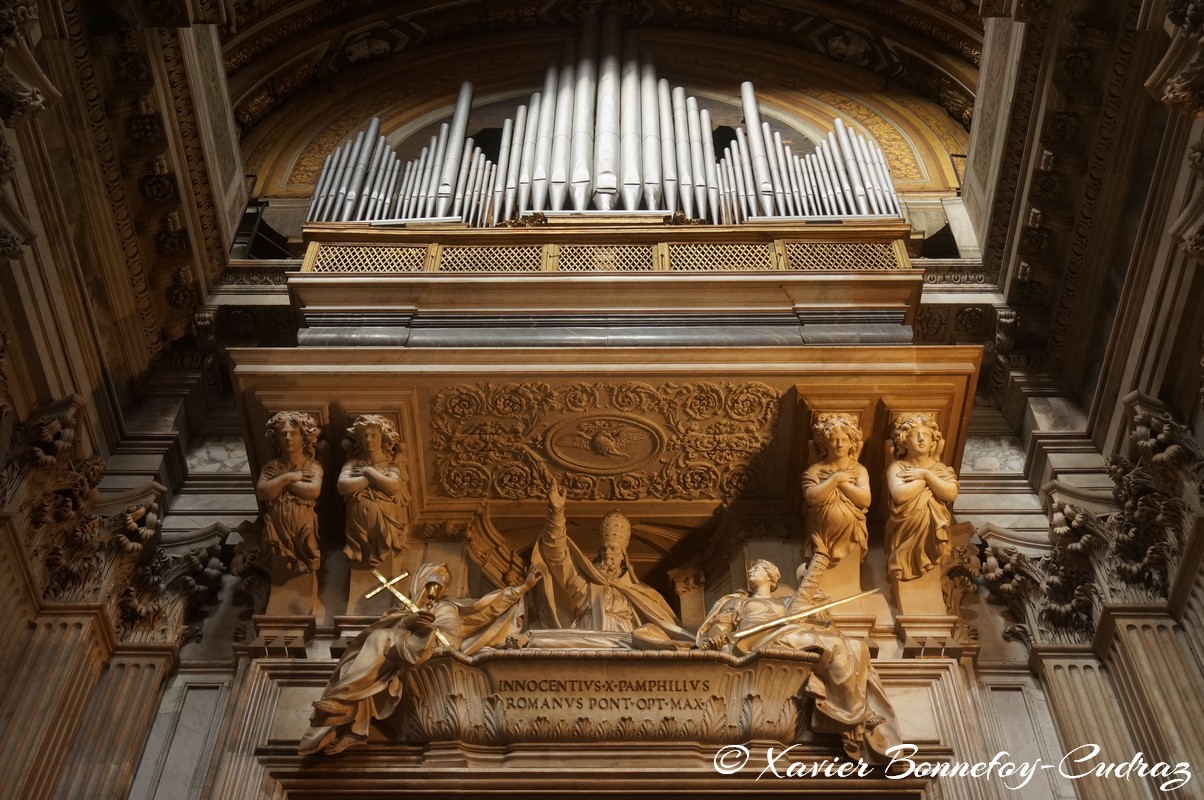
left=221, top=0, right=982, bottom=141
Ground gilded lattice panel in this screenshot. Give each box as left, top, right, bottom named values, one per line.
left=666, top=242, right=775, bottom=272
left=557, top=244, right=655, bottom=272
left=438, top=245, right=543, bottom=272
left=430, top=381, right=781, bottom=502
left=783, top=241, right=901, bottom=271
left=311, top=244, right=426, bottom=273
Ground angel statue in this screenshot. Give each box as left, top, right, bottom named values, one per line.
left=338, top=414, right=407, bottom=568
left=884, top=413, right=959, bottom=581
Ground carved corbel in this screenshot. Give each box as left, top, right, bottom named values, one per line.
left=942, top=522, right=980, bottom=644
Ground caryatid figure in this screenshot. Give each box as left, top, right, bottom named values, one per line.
left=256, top=411, right=324, bottom=574
left=338, top=414, right=407, bottom=568
left=884, top=413, right=959, bottom=581
left=801, top=414, right=871, bottom=566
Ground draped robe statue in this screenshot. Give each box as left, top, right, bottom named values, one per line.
left=696, top=559, right=900, bottom=763
left=338, top=414, right=407, bottom=568
left=530, top=484, right=693, bottom=649
left=884, top=414, right=959, bottom=581
left=801, top=414, right=870, bottom=564
left=256, top=411, right=323, bottom=574
left=299, top=563, right=541, bottom=755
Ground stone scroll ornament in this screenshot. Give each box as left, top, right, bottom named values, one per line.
left=801, top=414, right=871, bottom=565
left=884, top=413, right=959, bottom=581
left=255, top=411, right=324, bottom=574
left=430, top=381, right=780, bottom=501
left=338, top=414, right=408, bottom=568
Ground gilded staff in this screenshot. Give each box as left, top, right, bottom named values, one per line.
left=731, top=588, right=881, bottom=641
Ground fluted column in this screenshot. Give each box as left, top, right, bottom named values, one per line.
left=52, top=649, right=174, bottom=800
left=1032, top=647, right=1145, bottom=800
left=1096, top=611, right=1204, bottom=782
left=0, top=611, right=113, bottom=800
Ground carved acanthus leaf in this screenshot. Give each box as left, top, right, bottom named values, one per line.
left=120, top=543, right=224, bottom=645
left=431, top=381, right=780, bottom=502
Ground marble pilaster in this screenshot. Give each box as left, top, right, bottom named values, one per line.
left=0, top=611, right=113, bottom=800
left=52, top=648, right=175, bottom=800
left=1031, top=647, right=1149, bottom=800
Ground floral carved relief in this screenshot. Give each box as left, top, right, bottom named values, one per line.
left=431, top=381, right=780, bottom=502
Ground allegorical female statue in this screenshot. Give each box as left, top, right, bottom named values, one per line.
left=298, top=562, right=542, bottom=755
left=338, top=414, right=407, bottom=568
left=255, top=411, right=324, bottom=574
left=695, top=559, right=900, bottom=762
left=884, top=413, right=959, bottom=581
left=801, top=414, right=870, bottom=564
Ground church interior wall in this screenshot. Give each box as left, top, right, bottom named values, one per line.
left=0, top=1, right=1199, bottom=798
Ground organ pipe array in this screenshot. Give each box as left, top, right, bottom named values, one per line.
left=307, top=9, right=900, bottom=227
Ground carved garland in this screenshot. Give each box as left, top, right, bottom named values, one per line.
left=3, top=397, right=225, bottom=648
left=431, top=381, right=780, bottom=502
left=981, top=408, right=1202, bottom=648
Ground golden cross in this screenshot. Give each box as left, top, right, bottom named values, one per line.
left=364, top=569, right=409, bottom=600
left=367, top=568, right=452, bottom=648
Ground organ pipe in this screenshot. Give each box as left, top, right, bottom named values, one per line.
left=307, top=27, right=902, bottom=227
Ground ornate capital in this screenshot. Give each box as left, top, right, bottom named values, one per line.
left=980, top=542, right=1098, bottom=648
left=120, top=543, right=224, bottom=646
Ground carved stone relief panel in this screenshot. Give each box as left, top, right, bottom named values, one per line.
left=430, top=381, right=782, bottom=502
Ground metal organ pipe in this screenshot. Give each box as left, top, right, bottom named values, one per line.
left=591, top=8, right=622, bottom=211
left=570, top=13, right=600, bottom=211
left=436, top=83, right=474, bottom=217
left=735, top=127, right=756, bottom=218
left=532, top=65, right=558, bottom=212
left=686, top=97, right=707, bottom=220
left=657, top=79, right=677, bottom=214
left=700, top=109, right=721, bottom=225
left=330, top=131, right=364, bottom=220
left=671, top=87, right=693, bottom=218
left=306, top=29, right=906, bottom=227
left=549, top=43, right=577, bottom=211
left=639, top=60, right=661, bottom=210
left=760, top=122, right=785, bottom=216
left=307, top=151, right=335, bottom=220
left=739, top=82, right=774, bottom=216
left=492, top=118, right=514, bottom=224
left=351, top=134, right=386, bottom=220
left=451, top=138, right=476, bottom=218
left=619, top=32, right=643, bottom=211
left=515, top=94, right=539, bottom=215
